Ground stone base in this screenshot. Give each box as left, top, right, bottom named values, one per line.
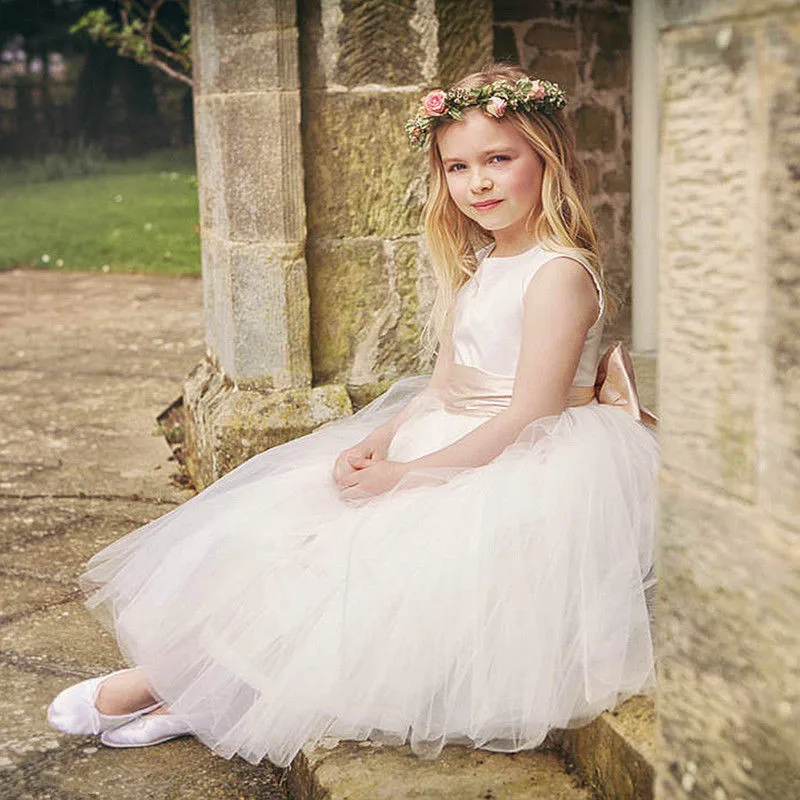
left=183, top=357, right=353, bottom=490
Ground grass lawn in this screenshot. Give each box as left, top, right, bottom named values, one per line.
left=0, top=149, right=201, bottom=276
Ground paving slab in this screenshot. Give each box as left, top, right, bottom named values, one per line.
left=0, top=497, right=170, bottom=584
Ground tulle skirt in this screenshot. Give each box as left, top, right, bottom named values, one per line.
left=79, top=375, right=660, bottom=768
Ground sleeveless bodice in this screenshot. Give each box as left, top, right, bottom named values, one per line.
left=451, top=240, right=605, bottom=388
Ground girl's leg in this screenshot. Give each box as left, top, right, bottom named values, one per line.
left=94, top=667, right=160, bottom=715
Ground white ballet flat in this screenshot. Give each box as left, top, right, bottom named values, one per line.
left=100, top=712, right=194, bottom=748
left=47, top=667, right=165, bottom=735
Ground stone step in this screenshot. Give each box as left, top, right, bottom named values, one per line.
left=287, top=740, right=596, bottom=800
left=550, top=695, right=656, bottom=800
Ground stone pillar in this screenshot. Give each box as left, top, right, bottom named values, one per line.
left=184, top=0, right=351, bottom=488
left=631, top=0, right=659, bottom=353
left=301, top=0, right=493, bottom=410
left=655, top=2, right=800, bottom=797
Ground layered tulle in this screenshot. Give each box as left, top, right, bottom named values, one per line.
left=79, top=376, right=659, bottom=768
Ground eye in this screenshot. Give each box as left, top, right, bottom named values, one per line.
left=447, top=155, right=509, bottom=172
left=490, top=154, right=509, bottom=163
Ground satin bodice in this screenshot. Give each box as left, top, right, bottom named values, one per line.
left=451, top=240, right=605, bottom=387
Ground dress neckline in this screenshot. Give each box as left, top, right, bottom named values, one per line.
left=483, top=241, right=543, bottom=262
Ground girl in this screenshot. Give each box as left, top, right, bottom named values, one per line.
left=47, top=63, right=660, bottom=768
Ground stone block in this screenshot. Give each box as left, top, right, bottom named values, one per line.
left=659, top=23, right=762, bottom=502
left=195, top=27, right=300, bottom=95
left=195, top=93, right=306, bottom=244
left=303, top=90, right=426, bottom=240
left=288, top=739, right=593, bottom=799
left=551, top=695, right=655, bottom=800
left=436, top=0, right=494, bottom=87
left=226, top=241, right=312, bottom=386
left=581, top=8, right=630, bottom=55
left=524, top=21, right=578, bottom=52
left=527, top=52, right=578, bottom=95
left=659, top=0, right=799, bottom=29
left=335, top=0, right=425, bottom=87
left=309, top=238, right=427, bottom=388
left=182, top=357, right=352, bottom=489
left=572, top=104, right=617, bottom=152
left=592, top=51, right=629, bottom=90
left=655, top=469, right=800, bottom=800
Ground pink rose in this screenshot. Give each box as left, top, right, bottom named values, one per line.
left=484, top=96, right=507, bottom=118
left=422, top=90, right=447, bottom=116
left=529, top=80, right=546, bottom=100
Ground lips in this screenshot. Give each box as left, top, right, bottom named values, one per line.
left=472, top=199, right=502, bottom=210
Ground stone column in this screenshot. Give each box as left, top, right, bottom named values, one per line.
left=655, top=2, right=800, bottom=797
left=183, top=0, right=351, bottom=488
left=631, top=0, right=659, bottom=353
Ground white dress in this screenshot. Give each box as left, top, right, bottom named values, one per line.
left=79, top=239, right=660, bottom=769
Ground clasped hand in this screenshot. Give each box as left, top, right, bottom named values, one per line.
left=332, top=436, right=407, bottom=503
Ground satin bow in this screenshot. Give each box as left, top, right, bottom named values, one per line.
left=594, top=341, right=658, bottom=429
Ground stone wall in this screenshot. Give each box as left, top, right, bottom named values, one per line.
left=494, top=0, right=633, bottom=305
left=300, top=0, right=493, bottom=409
left=655, top=1, right=800, bottom=797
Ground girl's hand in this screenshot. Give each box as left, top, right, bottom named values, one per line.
left=338, top=460, right=407, bottom=503
left=332, top=435, right=390, bottom=487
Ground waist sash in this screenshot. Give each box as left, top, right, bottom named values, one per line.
left=442, top=341, right=658, bottom=428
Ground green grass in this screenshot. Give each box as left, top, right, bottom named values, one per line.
left=0, top=148, right=201, bottom=276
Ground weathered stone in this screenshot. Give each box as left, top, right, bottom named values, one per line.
left=195, top=94, right=306, bottom=244
left=581, top=9, right=630, bottom=54
left=289, top=739, right=593, bottom=800
left=493, top=24, right=519, bottom=64
left=656, top=470, right=800, bottom=800
left=0, top=599, right=123, bottom=675
left=524, top=21, right=578, bottom=51
left=182, top=357, right=352, bottom=489
left=527, top=52, right=579, bottom=96
left=593, top=201, right=616, bottom=245
left=193, top=25, right=300, bottom=95
left=572, top=104, right=617, bottom=152
left=602, top=163, right=630, bottom=193
left=436, top=0, right=494, bottom=87
left=303, top=90, right=427, bottom=241
left=309, top=238, right=429, bottom=388
left=0, top=498, right=167, bottom=585
left=592, top=51, right=629, bottom=90
left=659, top=0, right=799, bottom=29
left=552, top=696, right=655, bottom=800
left=335, top=0, right=426, bottom=87
left=227, top=241, right=312, bottom=386
left=659, top=23, right=760, bottom=502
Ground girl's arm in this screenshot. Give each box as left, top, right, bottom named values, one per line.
left=400, top=258, right=600, bottom=471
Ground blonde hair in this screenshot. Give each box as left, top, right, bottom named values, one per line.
left=419, top=62, right=619, bottom=359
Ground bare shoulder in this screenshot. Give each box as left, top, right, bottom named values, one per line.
left=523, top=256, right=600, bottom=329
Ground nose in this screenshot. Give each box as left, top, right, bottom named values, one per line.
left=470, top=170, right=493, bottom=195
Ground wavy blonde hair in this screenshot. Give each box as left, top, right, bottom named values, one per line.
left=419, top=62, right=619, bottom=358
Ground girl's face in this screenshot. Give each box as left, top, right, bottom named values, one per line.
left=437, top=108, right=545, bottom=248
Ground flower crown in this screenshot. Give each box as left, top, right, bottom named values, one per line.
left=405, top=77, right=567, bottom=150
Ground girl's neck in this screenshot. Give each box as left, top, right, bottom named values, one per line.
left=488, top=236, right=542, bottom=258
